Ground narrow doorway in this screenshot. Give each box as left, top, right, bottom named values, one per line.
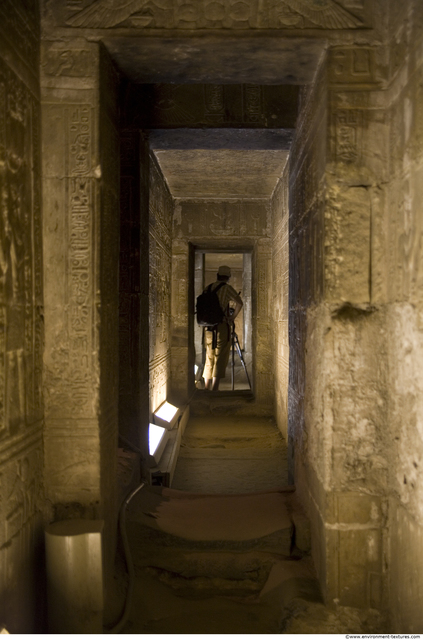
left=194, top=250, right=252, bottom=392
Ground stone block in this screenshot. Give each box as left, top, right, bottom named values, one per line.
left=389, top=499, right=423, bottom=633
left=337, top=528, right=383, bottom=608
left=334, top=493, right=383, bottom=526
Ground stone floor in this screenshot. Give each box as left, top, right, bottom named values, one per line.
left=172, top=414, right=288, bottom=493
left=107, top=415, right=387, bottom=634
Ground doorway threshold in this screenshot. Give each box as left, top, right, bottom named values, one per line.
left=195, top=389, right=254, bottom=399
left=191, top=388, right=258, bottom=416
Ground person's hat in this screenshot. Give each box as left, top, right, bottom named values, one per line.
left=217, top=265, right=231, bottom=277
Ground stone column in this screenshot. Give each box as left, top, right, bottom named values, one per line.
left=41, top=41, right=120, bottom=569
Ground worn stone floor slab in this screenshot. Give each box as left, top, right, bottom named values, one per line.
left=172, top=415, right=288, bottom=493
left=132, top=486, right=292, bottom=541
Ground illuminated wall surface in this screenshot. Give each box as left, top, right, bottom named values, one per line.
left=1, top=0, right=423, bottom=633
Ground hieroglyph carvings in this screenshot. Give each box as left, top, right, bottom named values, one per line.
left=329, top=47, right=376, bottom=84
left=149, top=158, right=172, bottom=411
left=334, top=109, right=363, bottom=162
left=43, top=103, right=96, bottom=418
left=126, top=84, right=299, bottom=129
left=62, top=0, right=367, bottom=30
left=0, top=60, right=43, bottom=439
left=0, top=448, right=42, bottom=548
left=67, top=106, right=95, bottom=414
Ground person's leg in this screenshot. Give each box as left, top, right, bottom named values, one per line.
left=203, top=329, right=215, bottom=390
left=212, top=323, right=231, bottom=389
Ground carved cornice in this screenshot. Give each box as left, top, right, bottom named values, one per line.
left=49, top=0, right=370, bottom=31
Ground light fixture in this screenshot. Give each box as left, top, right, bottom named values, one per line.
left=153, top=400, right=180, bottom=430
left=148, top=423, right=169, bottom=466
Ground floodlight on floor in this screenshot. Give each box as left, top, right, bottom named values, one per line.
left=148, top=423, right=169, bottom=466
left=153, top=400, right=180, bottom=430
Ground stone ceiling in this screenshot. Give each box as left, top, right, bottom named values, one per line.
left=152, top=148, right=289, bottom=199
left=105, top=36, right=326, bottom=85
left=150, top=129, right=290, bottom=199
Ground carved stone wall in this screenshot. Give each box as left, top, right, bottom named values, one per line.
left=123, top=84, right=298, bottom=130
left=384, top=0, right=423, bottom=631
left=0, top=0, right=44, bottom=633
left=289, top=52, right=390, bottom=612
left=149, top=153, right=173, bottom=414
left=271, top=166, right=289, bottom=439
left=98, top=44, right=120, bottom=572
left=46, top=0, right=372, bottom=31
left=173, top=198, right=273, bottom=411
left=41, top=40, right=120, bottom=576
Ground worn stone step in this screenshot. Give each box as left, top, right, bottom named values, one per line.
left=143, top=560, right=271, bottom=598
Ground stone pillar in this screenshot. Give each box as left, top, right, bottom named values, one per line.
left=41, top=42, right=120, bottom=570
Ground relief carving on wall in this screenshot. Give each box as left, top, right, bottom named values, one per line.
left=3, top=449, right=41, bottom=545
left=0, top=0, right=38, bottom=66
left=44, top=104, right=96, bottom=418
left=329, top=47, right=376, bottom=84
left=149, top=159, right=172, bottom=390
left=210, top=205, right=237, bottom=236
left=204, top=85, right=225, bottom=124
left=334, top=109, right=363, bottom=162
left=265, top=0, right=363, bottom=29
left=0, top=61, right=43, bottom=438
left=63, top=0, right=365, bottom=29
left=42, top=49, right=93, bottom=78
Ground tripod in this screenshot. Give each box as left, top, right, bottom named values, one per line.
left=231, top=323, right=251, bottom=390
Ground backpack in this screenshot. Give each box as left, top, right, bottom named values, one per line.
left=196, top=282, right=226, bottom=327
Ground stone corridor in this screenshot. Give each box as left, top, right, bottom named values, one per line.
left=1, top=0, right=423, bottom=634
